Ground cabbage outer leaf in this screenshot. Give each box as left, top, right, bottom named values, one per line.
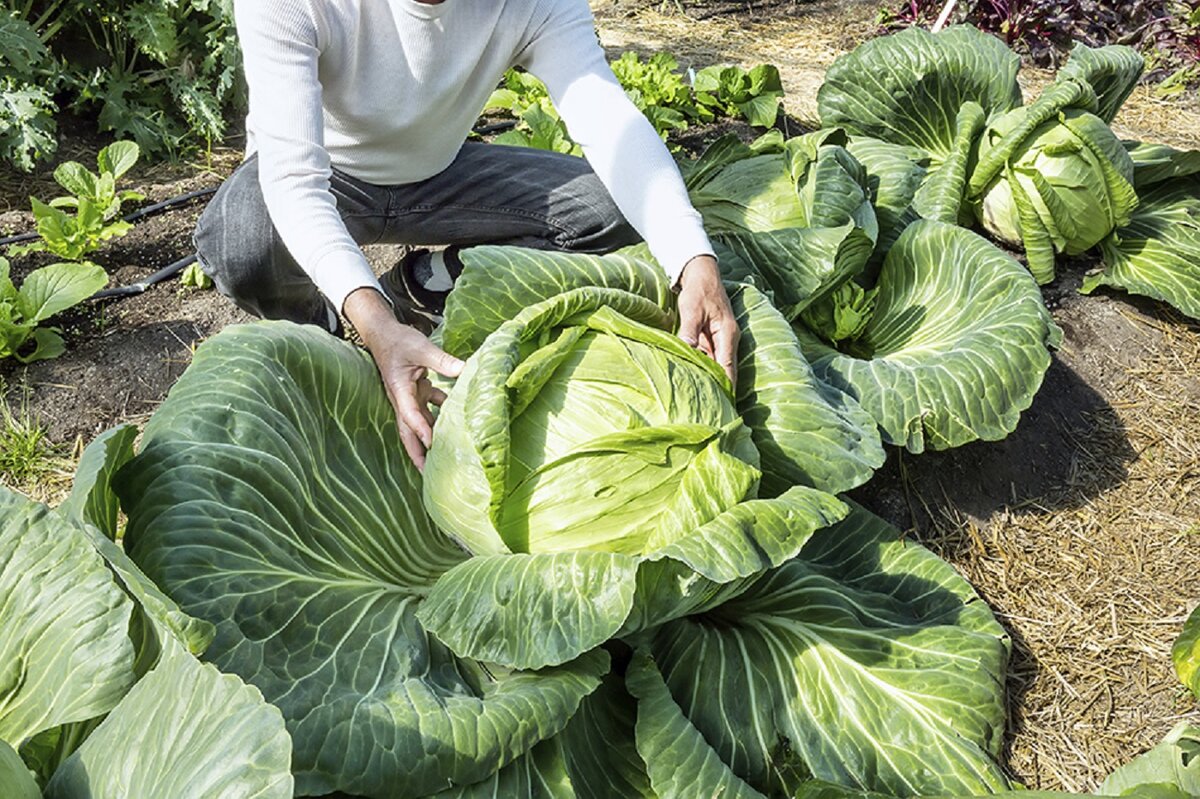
left=626, top=651, right=765, bottom=799
left=419, top=485, right=847, bottom=669
left=558, top=671, right=654, bottom=799
left=1055, top=42, right=1144, bottom=125
left=817, top=25, right=1021, bottom=162
left=441, top=246, right=672, bottom=359
left=845, top=136, right=928, bottom=261
left=44, top=641, right=294, bottom=799
left=0, top=739, right=38, bottom=799
left=1099, top=723, right=1200, bottom=797
left=1086, top=176, right=1200, bottom=320
left=637, top=503, right=1012, bottom=797
left=59, top=423, right=138, bottom=539
left=730, top=282, right=883, bottom=495
left=118, top=322, right=609, bottom=798
left=0, top=487, right=134, bottom=748
left=62, top=423, right=215, bottom=669
left=797, top=220, right=1061, bottom=453
left=1174, top=605, right=1200, bottom=701
left=1124, top=140, right=1200, bottom=189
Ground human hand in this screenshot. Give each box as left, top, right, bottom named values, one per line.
left=344, top=288, right=464, bottom=469
left=676, top=254, right=740, bottom=387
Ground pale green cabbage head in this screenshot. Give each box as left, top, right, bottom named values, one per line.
left=976, top=107, right=1138, bottom=265
left=423, top=288, right=759, bottom=557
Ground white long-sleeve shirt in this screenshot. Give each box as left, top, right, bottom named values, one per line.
left=234, top=0, right=715, bottom=312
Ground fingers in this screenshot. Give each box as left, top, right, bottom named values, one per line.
left=714, top=323, right=740, bottom=388
left=397, top=422, right=426, bottom=471
left=677, top=302, right=701, bottom=348
left=415, top=338, right=465, bottom=378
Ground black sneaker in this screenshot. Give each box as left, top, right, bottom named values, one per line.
left=380, top=247, right=463, bottom=317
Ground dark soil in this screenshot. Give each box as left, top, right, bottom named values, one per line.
left=606, top=0, right=872, bottom=22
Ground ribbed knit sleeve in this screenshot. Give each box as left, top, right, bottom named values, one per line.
left=518, top=0, right=714, bottom=285
left=234, top=0, right=382, bottom=313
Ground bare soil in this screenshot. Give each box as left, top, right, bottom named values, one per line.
left=2, top=1, right=1199, bottom=793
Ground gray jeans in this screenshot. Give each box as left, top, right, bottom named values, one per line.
left=194, top=142, right=639, bottom=331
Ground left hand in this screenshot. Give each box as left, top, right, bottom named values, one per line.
left=676, top=254, right=740, bottom=388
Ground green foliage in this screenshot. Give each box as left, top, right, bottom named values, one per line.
left=179, top=261, right=213, bottom=289
left=0, top=1, right=243, bottom=170
left=0, top=257, right=108, bottom=363
left=0, top=14, right=57, bottom=171
left=484, top=54, right=787, bottom=156
left=611, top=52, right=699, bottom=140
left=10, top=142, right=145, bottom=262
left=693, top=63, right=785, bottom=128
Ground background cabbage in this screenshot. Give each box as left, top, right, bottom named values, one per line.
left=973, top=106, right=1138, bottom=282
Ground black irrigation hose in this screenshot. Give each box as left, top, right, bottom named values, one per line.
left=0, top=186, right=218, bottom=247
left=91, top=253, right=198, bottom=300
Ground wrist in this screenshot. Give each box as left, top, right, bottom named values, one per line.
left=676, top=254, right=719, bottom=290
left=344, top=288, right=404, bottom=349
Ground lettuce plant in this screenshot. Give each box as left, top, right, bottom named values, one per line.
left=10, top=142, right=145, bottom=262
left=0, top=258, right=108, bottom=363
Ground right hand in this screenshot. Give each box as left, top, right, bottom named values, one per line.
left=344, top=288, right=464, bottom=470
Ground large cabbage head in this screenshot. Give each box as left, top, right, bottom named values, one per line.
left=423, top=286, right=760, bottom=556
left=974, top=107, right=1138, bottom=282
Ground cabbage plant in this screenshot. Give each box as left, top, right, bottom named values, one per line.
left=1083, top=142, right=1200, bottom=320
left=966, top=44, right=1145, bottom=283
left=795, top=220, right=1062, bottom=453
left=971, top=105, right=1138, bottom=284
left=684, top=129, right=878, bottom=318
left=0, top=480, right=292, bottom=798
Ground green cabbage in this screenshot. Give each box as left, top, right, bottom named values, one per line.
left=973, top=107, right=1139, bottom=282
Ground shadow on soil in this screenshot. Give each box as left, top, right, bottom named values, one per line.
left=850, top=353, right=1135, bottom=531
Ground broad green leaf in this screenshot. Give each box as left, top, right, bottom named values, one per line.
left=796, top=220, right=1062, bottom=453
left=430, top=739, right=576, bottom=799
left=724, top=281, right=888, bottom=499
left=420, top=553, right=640, bottom=671
left=1055, top=43, right=1144, bottom=124
left=60, top=423, right=138, bottom=539
left=1099, top=724, right=1200, bottom=797
left=1086, top=176, right=1200, bottom=320
left=626, top=651, right=766, bottom=799
left=0, top=739, right=38, bottom=799
left=559, top=671, right=654, bottom=799
left=14, top=327, right=64, bottom=364
left=640, top=502, right=1012, bottom=797
left=118, top=321, right=609, bottom=798
left=442, top=246, right=672, bottom=359
left=715, top=224, right=875, bottom=319
left=793, top=782, right=1090, bottom=798
left=0, top=488, right=134, bottom=747
left=845, top=136, right=928, bottom=260
left=817, top=25, right=1021, bottom=162
left=96, top=141, right=140, bottom=181
left=911, top=101, right=985, bottom=224
left=45, top=642, right=293, bottom=799
left=16, top=262, right=107, bottom=323
left=53, top=161, right=98, bottom=202
left=1124, top=140, right=1200, bottom=189
left=1174, top=605, right=1200, bottom=701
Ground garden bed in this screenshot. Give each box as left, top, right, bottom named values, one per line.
left=2, top=1, right=1199, bottom=793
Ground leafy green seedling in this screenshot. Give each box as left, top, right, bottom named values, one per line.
left=10, top=141, right=145, bottom=261
left=0, top=256, right=108, bottom=363
left=180, top=261, right=213, bottom=289
left=494, top=105, right=582, bottom=156
left=693, top=63, right=785, bottom=127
